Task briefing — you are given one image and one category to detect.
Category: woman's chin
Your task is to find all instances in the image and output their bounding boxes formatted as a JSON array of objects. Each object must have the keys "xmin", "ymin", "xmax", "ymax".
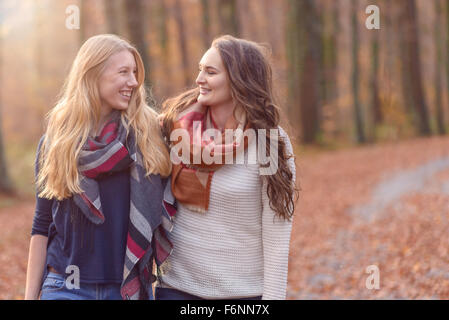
[
  {"xmin": 197, "ymin": 96, "xmax": 210, "ymax": 106},
  {"xmin": 112, "ymin": 103, "xmax": 129, "ymax": 111}
]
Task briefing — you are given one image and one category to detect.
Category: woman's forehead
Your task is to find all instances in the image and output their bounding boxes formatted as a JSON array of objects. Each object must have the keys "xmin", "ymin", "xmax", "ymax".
[
  {"xmin": 199, "ymin": 47, "xmax": 223, "ymax": 69},
  {"xmin": 106, "ymin": 50, "xmax": 136, "ymax": 69}
]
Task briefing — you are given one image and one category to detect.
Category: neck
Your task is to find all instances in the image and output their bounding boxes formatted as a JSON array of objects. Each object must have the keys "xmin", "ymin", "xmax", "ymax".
[
  {"xmin": 95, "ymin": 110, "xmax": 114, "ymax": 136},
  {"xmin": 210, "ymin": 101, "xmax": 235, "ymax": 131}
]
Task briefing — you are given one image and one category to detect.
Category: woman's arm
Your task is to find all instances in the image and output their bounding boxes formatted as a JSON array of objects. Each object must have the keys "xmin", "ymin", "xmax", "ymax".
[
  {"xmin": 25, "ymin": 234, "xmax": 48, "ymax": 300},
  {"xmin": 261, "ymin": 128, "xmax": 297, "ymax": 300},
  {"xmin": 25, "ymin": 136, "xmax": 52, "ymax": 299},
  {"xmin": 261, "ymin": 182, "xmax": 294, "ymax": 300}
]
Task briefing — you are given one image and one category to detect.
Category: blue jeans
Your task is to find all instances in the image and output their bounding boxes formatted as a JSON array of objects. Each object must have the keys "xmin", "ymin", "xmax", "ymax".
[
  {"xmin": 155, "ymin": 287, "xmax": 262, "ymax": 300},
  {"xmin": 40, "ymin": 272, "xmax": 128, "ymax": 300}
]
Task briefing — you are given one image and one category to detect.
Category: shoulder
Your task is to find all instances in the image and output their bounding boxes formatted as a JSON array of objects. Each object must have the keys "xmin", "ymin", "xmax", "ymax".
[
  {"xmin": 277, "ymin": 126, "xmax": 296, "ymax": 181},
  {"xmin": 277, "ymin": 126, "xmax": 294, "ymax": 156},
  {"xmin": 278, "ymin": 126, "xmax": 289, "ymax": 140},
  {"xmin": 34, "ymin": 135, "xmax": 46, "ymax": 175},
  {"xmin": 36, "ymin": 135, "xmax": 46, "ymax": 154}
]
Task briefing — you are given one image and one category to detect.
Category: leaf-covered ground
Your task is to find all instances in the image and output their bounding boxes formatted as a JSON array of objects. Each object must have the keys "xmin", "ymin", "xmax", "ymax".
[
  {"xmin": 288, "ymin": 136, "xmax": 449, "ymax": 299},
  {"xmin": 2, "ymin": 136, "xmax": 449, "ymax": 299},
  {"xmin": 0, "ymin": 199, "xmax": 34, "ymax": 299}
]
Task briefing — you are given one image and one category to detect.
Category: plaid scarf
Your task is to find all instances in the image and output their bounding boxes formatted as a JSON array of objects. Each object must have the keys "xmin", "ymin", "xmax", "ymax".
[
  {"xmin": 73, "ymin": 112, "xmax": 176, "ymax": 300},
  {"xmin": 170, "ymin": 102, "xmax": 250, "ymax": 213}
]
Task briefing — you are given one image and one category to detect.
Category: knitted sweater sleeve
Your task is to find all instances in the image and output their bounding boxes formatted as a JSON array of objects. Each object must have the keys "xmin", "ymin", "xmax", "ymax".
[
  {"xmin": 31, "ymin": 135, "xmax": 54, "ymax": 237},
  {"xmin": 261, "ymin": 127, "xmax": 296, "ymax": 300}
]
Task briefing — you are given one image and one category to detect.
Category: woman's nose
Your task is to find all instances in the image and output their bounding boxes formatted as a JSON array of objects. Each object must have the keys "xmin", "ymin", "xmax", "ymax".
[
  {"xmin": 128, "ymin": 73, "xmax": 138, "ymax": 87},
  {"xmin": 196, "ymin": 71, "xmax": 205, "ymax": 85}
]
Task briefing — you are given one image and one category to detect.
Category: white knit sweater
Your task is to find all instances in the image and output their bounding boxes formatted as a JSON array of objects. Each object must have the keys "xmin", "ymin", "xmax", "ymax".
[{"xmin": 158, "ymin": 127, "xmax": 296, "ymax": 300}]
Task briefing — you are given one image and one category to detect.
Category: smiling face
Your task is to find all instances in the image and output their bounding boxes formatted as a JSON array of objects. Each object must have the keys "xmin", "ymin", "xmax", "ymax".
[
  {"xmin": 98, "ymin": 50, "xmax": 138, "ymax": 118},
  {"xmin": 196, "ymin": 47, "xmax": 233, "ymax": 108}
]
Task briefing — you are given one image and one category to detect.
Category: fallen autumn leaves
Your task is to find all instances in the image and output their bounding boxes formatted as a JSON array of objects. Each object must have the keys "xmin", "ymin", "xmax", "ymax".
[{"xmin": 288, "ymin": 135, "xmax": 449, "ymax": 299}]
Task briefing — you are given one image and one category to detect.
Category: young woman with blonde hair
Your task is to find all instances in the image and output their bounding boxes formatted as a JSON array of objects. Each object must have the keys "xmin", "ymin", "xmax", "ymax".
[
  {"xmin": 157, "ymin": 35, "xmax": 298, "ymax": 300},
  {"xmin": 25, "ymin": 34, "xmax": 174, "ymax": 300}
]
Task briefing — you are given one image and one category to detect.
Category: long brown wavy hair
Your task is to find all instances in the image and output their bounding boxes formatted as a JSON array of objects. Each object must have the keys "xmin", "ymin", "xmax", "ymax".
[{"xmin": 161, "ymin": 35, "xmax": 298, "ymax": 220}]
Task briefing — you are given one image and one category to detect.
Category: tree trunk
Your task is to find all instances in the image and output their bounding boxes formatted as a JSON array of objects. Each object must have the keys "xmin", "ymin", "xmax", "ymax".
[
  {"xmin": 79, "ymin": 0, "xmax": 86, "ymax": 44},
  {"xmin": 104, "ymin": 0, "xmax": 119, "ymax": 35},
  {"xmin": 321, "ymin": 0, "xmax": 338, "ymax": 106},
  {"xmin": 287, "ymin": 0, "xmax": 321, "ymax": 144},
  {"xmin": 33, "ymin": 0, "xmax": 47, "ymax": 121},
  {"xmin": 329, "ymin": 0, "xmax": 339, "ymax": 105},
  {"xmin": 0, "ymin": 23, "xmax": 13, "ymax": 193},
  {"xmin": 370, "ymin": 25, "xmax": 382, "ymax": 131},
  {"xmin": 286, "ymin": 0, "xmax": 302, "ymax": 141},
  {"xmin": 351, "ymin": 0, "xmax": 365, "ymax": 143},
  {"xmin": 173, "ymin": 0, "xmax": 191, "ymax": 87},
  {"xmin": 0, "ymin": 120, "xmax": 12, "ymax": 193},
  {"xmin": 217, "ymin": 0, "xmax": 240, "ymax": 36},
  {"xmin": 435, "ymin": 0, "xmax": 446, "ymax": 134},
  {"xmin": 156, "ymin": 0, "xmax": 169, "ymax": 60},
  {"xmin": 200, "ymin": 0, "xmax": 211, "ymax": 50},
  {"xmin": 319, "ymin": 0, "xmax": 339, "ymax": 141},
  {"xmin": 400, "ymin": 0, "xmax": 431, "ymax": 135},
  {"xmin": 123, "ymin": 0, "xmax": 152, "ymax": 88}
]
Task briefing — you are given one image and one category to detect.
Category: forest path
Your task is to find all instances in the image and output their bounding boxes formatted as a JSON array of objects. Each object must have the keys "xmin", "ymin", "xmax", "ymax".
[{"xmin": 288, "ymin": 135, "xmax": 449, "ymax": 299}]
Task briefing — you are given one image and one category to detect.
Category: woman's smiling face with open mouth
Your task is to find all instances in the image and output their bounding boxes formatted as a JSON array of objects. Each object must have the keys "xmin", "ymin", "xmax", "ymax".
[{"xmin": 98, "ymin": 50, "xmax": 138, "ymax": 117}]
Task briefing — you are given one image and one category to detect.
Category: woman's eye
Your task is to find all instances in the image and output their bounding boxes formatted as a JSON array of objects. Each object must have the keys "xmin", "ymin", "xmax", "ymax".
[{"xmin": 198, "ymin": 68, "xmax": 215, "ymax": 75}]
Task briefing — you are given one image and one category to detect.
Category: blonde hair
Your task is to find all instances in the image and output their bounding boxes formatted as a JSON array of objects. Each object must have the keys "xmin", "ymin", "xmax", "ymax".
[{"xmin": 37, "ymin": 34, "xmax": 171, "ymax": 200}]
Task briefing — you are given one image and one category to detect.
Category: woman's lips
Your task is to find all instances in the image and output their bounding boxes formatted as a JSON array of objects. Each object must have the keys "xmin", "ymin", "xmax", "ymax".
[
  {"xmin": 120, "ymin": 90, "xmax": 132, "ymax": 100},
  {"xmin": 199, "ymin": 86, "xmax": 211, "ymax": 94}
]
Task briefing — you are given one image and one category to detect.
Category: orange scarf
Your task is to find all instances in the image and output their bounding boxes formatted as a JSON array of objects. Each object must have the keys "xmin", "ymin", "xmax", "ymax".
[{"xmin": 170, "ymin": 102, "xmax": 250, "ymax": 213}]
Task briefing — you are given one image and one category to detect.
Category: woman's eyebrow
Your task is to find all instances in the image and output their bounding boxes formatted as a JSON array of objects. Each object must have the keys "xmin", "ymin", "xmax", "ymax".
[
  {"xmin": 199, "ymin": 63, "xmax": 219, "ymax": 71},
  {"xmin": 118, "ymin": 65, "xmax": 136, "ymax": 70}
]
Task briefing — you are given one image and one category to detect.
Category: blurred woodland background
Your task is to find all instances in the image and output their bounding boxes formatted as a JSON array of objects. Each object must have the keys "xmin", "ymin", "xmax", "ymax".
[
  {"xmin": 1, "ymin": 0, "xmax": 449, "ymax": 196},
  {"xmin": 3, "ymin": 0, "xmax": 449, "ymax": 300}
]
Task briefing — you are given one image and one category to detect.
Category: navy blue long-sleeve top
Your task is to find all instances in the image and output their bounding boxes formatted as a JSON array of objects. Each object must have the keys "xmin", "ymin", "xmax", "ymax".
[{"xmin": 31, "ymin": 145, "xmax": 130, "ymax": 284}]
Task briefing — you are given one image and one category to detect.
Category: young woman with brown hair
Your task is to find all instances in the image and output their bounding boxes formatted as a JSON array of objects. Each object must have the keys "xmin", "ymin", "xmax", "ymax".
[{"xmin": 157, "ymin": 35, "xmax": 298, "ymax": 300}]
